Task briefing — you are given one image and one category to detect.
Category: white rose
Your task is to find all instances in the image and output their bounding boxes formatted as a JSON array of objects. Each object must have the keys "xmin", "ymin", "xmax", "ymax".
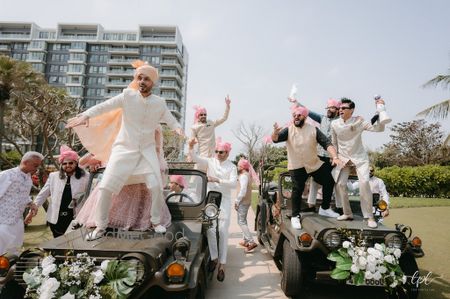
[
  {"xmin": 367, "ymin": 248, "xmax": 377, "ymax": 256},
  {"xmin": 390, "ymin": 281, "xmax": 398, "ymax": 288},
  {"xmin": 357, "ymin": 249, "xmax": 365, "ymax": 256},
  {"xmin": 365, "ymin": 271, "xmax": 374, "ymax": 280},
  {"xmin": 42, "ymin": 264, "xmax": 57, "ymax": 276},
  {"xmin": 374, "ymin": 243, "xmax": 384, "ymax": 251},
  {"xmin": 351, "ymin": 264, "xmax": 360, "ymax": 274},
  {"xmin": 378, "ymin": 265, "xmax": 387, "ymax": 274},
  {"xmin": 402, "ymin": 275, "xmax": 407, "ymax": 284},
  {"xmin": 343, "ymin": 241, "xmax": 351, "ymax": 249},
  {"xmin": 41, "ymin": 256, "xmax": 55, "ymax": 268},
  {"xmin": 393, "ymin": 249, "xmax": 401, "ymax": 259},
  {"xmin": 373, "ymin": 271, "xmax": 382, "ymax": 280},
  {"xmin": 61, "ymin": 292, "xmax": 75, "ymax": 299},
  {"xmin": 358, "ymin": 256, "xmax": 367, "ymax": 267},
  {"xmin": 367, "ymin": 255, "xmax": 376, "ymax": 264},
  {"xmin": 100, "ymin": 260, "xmax": 110, "ymax": 272},
  {"xmin": 384, "ymin": 255, "xmax": 394, "ymax": 264},
  {"xmin": 348, "ymin": 248, "xmax": 354, "ymax": 257},
  {"xmin": 390, "ymin": 271, "xmax": 395, "ymax": 277},
  {"xmin": 92, "ymin": 269, "xmax": 104, "ymax": 284},
  {"xmin": 367, "ymin": 263, "xmax": 376, "ymax": 273}
]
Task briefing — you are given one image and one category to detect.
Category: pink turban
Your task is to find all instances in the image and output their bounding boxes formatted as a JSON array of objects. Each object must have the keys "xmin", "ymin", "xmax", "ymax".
[
  {"xmin": 292, "ymin": 106, "xmax": 309, "ymax": 117},
  {"xmin": 58, "ymin": 145, "xmax": 79, "ymax": 163},
  {"xmin": 128, "ymin": 60, "xmax": 159, "ymax": 90},
  {"xmin": 326, "ymin": 98, "xmax": 341, "ymax": 108},
  {"xmin": 215, "ymin": 138, "xmax": 232, "ymax": 152},
  {"xmin": 193, "ymin": 105, "xmax": 207, "ymax": 123},
  {"xmin": 170, "ymin": 175, "xmax": 186, "ymax": 188},
  {"xmin": 237, "ymin": 158, "xmax": 260, "ymax": 185}
]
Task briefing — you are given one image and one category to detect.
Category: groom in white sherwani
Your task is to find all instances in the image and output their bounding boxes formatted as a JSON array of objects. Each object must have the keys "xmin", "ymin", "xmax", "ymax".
[{"xmin": 67, "ymin": 61, "xmax": 184, "ymax": 239}]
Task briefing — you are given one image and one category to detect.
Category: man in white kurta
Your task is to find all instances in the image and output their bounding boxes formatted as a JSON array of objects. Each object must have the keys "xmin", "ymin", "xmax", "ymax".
[
  {"xmin": 188, "ymin": 138, "xmax": 237, "ymax": 282},
  {"xmin": 331, "ymin": 98, "xmax": 386, "ymax": 228},
  {"xmin": 0, "ymin": 152, "xmax": 43, "ymax": 255},
  {"xmin": 190, "ymin": 97, "xmax": 230, "ymax": 160},
  {"xmin": 67, "ymin": 61, "xmax": 183, "ymax": 238}
]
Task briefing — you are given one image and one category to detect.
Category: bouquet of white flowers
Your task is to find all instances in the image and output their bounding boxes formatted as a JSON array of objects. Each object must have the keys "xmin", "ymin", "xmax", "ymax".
[
  {"xmin": 327, "ymin": 238, "xmax": 407, "ymax": 293},
  {"xmin": 23, "ymin": 252, "xmax": 137, "ymax": 299}
]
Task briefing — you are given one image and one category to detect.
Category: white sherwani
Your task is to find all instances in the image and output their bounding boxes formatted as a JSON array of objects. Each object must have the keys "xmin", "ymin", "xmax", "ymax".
[
  {"xmin": 190, "ymin": 150, "xmax": 237, "ymax": 264},
  {"xmin": 34, "ymin": 172, "xmax": 88, "ymax": 224},
  {"xmin": 331, "ymin": 117, "xmax": 384, "ymax": 218},
  {"xmin": 81, "ymin": 88, "xmax": 181, "ymax": 225}
]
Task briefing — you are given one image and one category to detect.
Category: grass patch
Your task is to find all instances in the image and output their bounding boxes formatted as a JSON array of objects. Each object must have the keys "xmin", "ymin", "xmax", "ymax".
[
  {"xmin": 251, "ymin": 190, "xmax": 450, "ymax": 210},
  {"xmin": 389, "ymin": 197, "xmax": 450, "ymax": 208}
]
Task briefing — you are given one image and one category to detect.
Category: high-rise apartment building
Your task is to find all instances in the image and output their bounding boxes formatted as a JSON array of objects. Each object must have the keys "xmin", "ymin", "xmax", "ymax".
[{"xmin": 0, "ymin": 22, "xmax": 189, "ymax": 128}]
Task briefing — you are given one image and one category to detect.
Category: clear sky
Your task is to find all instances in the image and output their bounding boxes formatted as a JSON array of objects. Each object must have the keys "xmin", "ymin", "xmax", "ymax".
[{"xmin": 1, "ymin": 0, "xmax": 449, "ymax": 157}]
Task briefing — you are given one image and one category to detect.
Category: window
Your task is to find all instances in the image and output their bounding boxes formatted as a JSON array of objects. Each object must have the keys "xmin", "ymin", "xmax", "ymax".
[
  {"xmin": 51, "ymin": 53, "xmax": 69, "ymax": 62},
  {"xmin": 67, "ymin": 86, "xmax": 83, "ymax": 96},
  {"xmin": 49, "ymin": 64, "xmax": 68, "ymax": 73},
  {"xmin": 89, "ymin": 54, "xmax": 107, "ymax": 63},
  {"xmin": 71, "ymin": 42, "xmax": 86, "ymax": 50},
  {"xmin": 48, "ymin": 76, "xmax": 66, "ymax": 84},
  {"xmin": 30, "ymin": 41, "xmax": 46, "ymax": 49},
  {"xmin": 31, "ymin": 64, "xmax": 45, "ymax": 73},
  {"xmin": 88, "ymin": 77, "xmax": 106, "ymax": 85},
  {"xmin": 86, "ymin": 88, "xmax": 105, "ymax": 97},
  {"xmin": 12, "ymin": 53, "xmax": 28, "ymax": 60},
  {"xmin": 39, "ymin": 32, "xmax": 49, "ymax": 39},
  {"xmin": 90, "ymin": 44, "xmax": 108, "ymax": 52},
  {"xmin": 89, "ymin": 66, "xmax": 107, "ymax": 74},
  {"xmin": 28, "ymin": 52, "xmax": 45, "ymax": 60},
  {"xmin": 141, "ymin": 45, "xmax": 160, "ymax": 53},
  {"xmin": 12, "ymin": 43, "xmax": 28, "ymax": 50},
  {"xmin": 127, "ymin": 34, "xmax": 137, "ymax": 41},
  {"xmin": 68, "ymin": 64, "xmax": 84, "ymax": 73},
  {"xmin": 69, "ymin": 53, "xmax": 86, "ymax": 61},
  {"xmin": 161, "ymin": 91, "xmax": 176, "ymax": 98}
]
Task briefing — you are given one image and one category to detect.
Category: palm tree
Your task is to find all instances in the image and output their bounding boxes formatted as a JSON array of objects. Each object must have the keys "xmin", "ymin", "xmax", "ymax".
[{"xmin": 418, "ymin": 73, "xmax": 450, "ymax": 145}]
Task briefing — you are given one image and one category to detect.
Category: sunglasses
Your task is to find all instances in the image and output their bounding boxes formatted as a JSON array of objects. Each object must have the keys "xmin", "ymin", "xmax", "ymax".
[
  {"xmin": 339, "ymin": 107, "xmax": 352, "ymax": 110},
  {"xmin": 199, "ymin": 113, "xmax": 207, "ymax": 116},
  {"xmin": 215, "ymin": 150, "xmax": 226, "ymax": 154},
  {"xmin": 62, "ymin": 161, "xmax": 75, "ymax": 166}
]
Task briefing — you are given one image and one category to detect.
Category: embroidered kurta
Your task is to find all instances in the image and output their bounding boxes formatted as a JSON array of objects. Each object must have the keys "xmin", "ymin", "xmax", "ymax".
[{"xmin": 190, "ymin": 105, "xmax": 230, "ymax": 158}]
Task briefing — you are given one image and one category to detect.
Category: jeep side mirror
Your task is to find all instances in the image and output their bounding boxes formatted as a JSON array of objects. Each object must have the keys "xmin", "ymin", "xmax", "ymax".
[{"xmin": 206, "ymin": 191, "xmax": 222, "ymax": 207}]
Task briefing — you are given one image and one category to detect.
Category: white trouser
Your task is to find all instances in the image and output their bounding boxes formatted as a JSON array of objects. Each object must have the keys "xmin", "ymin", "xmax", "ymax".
[
  {"xmin": 207, "ymin": 212, "xmax": 231, "ymax": 264},
  {"xmin": 307, "ymin": 179, "xmax": 342, "ymax": 208},
  {"xmin": 0, "ymin": 221, "xmax": 24, "ymax": 255},
  {"xmin": 335, "ymin": 164, "xmax": 373, "ymax": 218}
]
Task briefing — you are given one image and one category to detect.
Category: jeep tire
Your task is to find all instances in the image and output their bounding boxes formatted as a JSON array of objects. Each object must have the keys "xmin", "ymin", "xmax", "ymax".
[{"xmin": 281, "ymin": 239, "xmax": 303, "ymax": 297}]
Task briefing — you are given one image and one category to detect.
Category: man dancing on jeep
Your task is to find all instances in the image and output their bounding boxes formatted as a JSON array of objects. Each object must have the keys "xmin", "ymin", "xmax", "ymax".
[{"xmin": 271, "ymin": 106, "xmax": 342, "ymax": 230}]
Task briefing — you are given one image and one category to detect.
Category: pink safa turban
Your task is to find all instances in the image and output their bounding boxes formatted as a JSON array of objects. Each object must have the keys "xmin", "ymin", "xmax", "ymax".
[
  {"xmin": 238, "ymin": 158, "xmax": 261, "ymax": 185},
  {"xmin": 326, "ymin": 98, "xmax": 341, "ymax": 108},
  {"xmin": 193, "ymin": 105, "xmax": 207, "ymax": 123},
  {"xmin": 170, "ymin": 175, "xmax": 186, "ymax": 188},
  {"xmin": 128, "ymin": 60, "xmax": 159, "ymax": 90},
  {"xmin": 292, "ymin": 106, "xmax": 309, "ymax": 117},
  {"xmin": 215, "ymin": 137, "xmax": 232, "ymax": 152},
  {"xmin": 58, "ymin": 145, "xmax": 79, "ymax": 163}
]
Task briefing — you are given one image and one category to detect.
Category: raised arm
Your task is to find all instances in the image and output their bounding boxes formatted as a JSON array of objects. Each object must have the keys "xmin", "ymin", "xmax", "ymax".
[
  {"xmin": 213, "ymin": 95, "xmax": 231, "ymax": 127},
  {"xmin": 34, "ymin": 176, "xmax": 52, "ymax": 207}
]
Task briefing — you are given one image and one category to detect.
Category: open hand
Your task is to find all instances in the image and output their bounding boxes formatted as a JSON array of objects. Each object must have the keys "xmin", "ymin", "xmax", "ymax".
[
  {"xmin": 225, "ymin": 95, "xmax": 231, "ymax": 106},
  {"xmin": 66, "ymin": 115, "xmax": 89, "ymax": 128}
]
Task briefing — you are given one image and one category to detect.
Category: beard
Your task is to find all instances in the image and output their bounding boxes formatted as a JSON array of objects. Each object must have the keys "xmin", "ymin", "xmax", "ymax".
[
  {"xmin": 327, "ymin": 110, "xmax": 338, "ymax": 118},
  {"xmin": 294, "ymin": 119, "xmax": 305, "ymax": 127}
]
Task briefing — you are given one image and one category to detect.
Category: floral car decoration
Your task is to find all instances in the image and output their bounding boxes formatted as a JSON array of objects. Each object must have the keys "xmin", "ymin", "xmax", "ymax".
[
  {"xmin": 22, "ymin": 252, "xmax": 137, "ymax": 299},
  {"xmin": 327, "ymin": 229, "xmax": 406, "ymax": 294}
]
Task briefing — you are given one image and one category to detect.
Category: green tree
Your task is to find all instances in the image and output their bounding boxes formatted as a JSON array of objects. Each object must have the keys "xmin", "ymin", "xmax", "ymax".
[{"xmin": 377, "ymin": 120, "xmax": 448, "ymax": 167}]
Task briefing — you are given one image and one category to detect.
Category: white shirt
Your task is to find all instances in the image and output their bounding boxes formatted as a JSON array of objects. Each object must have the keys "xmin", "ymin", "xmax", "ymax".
[
  {"xmin": 0, "ymin": 167, "xmax": 33, "ymax": 225},
  {"xmin": 190, "ymin": 150, "xmax": 237, "ymax": 219},
  {"xmin": 347, "ymin": 176, "xmax": 390, "ymax": 205},
  {"xmin": 236, "ymin": 173, "xmax": 249, "ymax": 203}
]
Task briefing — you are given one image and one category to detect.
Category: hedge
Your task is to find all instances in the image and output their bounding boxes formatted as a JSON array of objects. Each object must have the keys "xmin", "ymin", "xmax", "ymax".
[{"xmin": 377, "ymin": 165, "xmax": 450, "ymax": 198}]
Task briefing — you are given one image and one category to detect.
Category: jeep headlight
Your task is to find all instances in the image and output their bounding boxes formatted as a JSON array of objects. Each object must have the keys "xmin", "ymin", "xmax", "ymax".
[
  {"xmin": 323, "ymin": 230, "xmax": 342, "ymax": 249},
  {"xmin": 203, "ymin": 203, "xmax": 219, "ymax": 220},
  {"xmin": 0, "ymin": 255, "xmax": 10, "ymax": 276},
  {"xmin": 385, "ymin": 233, "xmax": 403, "ymax": 249},
  {"xmin": 165, "ymin": 261, "xmax": 186, "ymax": 283}
]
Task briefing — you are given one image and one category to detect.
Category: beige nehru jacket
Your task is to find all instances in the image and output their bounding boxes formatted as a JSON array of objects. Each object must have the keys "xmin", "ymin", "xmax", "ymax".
[
  {"xmin": 236, "ymin": 172, "xmax": 252, "ymax": 205},
  {"xmin": 285, "ymin": 124, "xmax": 324, "ymax": 173},
  {"xmin": 190, "ymin": 105, "xmax": 230, "ymax": 157}
]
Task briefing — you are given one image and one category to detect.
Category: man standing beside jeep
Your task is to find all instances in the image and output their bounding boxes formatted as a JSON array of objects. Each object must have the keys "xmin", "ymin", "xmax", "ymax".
[{"xmin": 271, "ymin": 106, "xmax": 341, "ymax": 230}]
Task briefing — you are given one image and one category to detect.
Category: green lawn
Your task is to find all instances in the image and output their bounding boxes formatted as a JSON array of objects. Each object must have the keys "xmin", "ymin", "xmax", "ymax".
[{"xmin": 251, "ymin": 191, "xmax": 450, "ymax": 211}]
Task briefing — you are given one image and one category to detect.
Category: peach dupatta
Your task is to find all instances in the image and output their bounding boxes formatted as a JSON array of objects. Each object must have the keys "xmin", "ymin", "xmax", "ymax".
[{"xmin": 74, "ymin": 109, "xmax": 122, "ymax": 164}]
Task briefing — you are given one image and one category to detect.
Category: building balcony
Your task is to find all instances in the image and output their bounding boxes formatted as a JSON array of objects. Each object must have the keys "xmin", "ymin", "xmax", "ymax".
[
  {"xmin": 67, "ymin": 60, "xmax": 87, "ymax": 64},
  {"xmin": 107, "ymin": 59, "xmax": 136, "ymax": 65},
  {"xmin": 105, "ymin": 81, "xmax": 129, "ymax": 88},
  {"xmin": 169, "ymin": 109, "xmax": 182, "ymax": 119},
  {"xmin": 68, "ymin": 48, "xmax": 87, "ymax": 53},
  {"xmin": 0, "ymin": 33, "xmax": 30, "ymax": 39},
  {"xmin": 25, "ymin": 58, "xmax": 45, "ymax": 63},
  {"xmin": 0, "ymin": 45, "xmax": 11, "ymax": 52},
  {"xmin": 108, "ymin": 47, "xmax": 139, "ymax": 54},
  {"xmin": 66, "ymin": 70, "xmax": 84, "ymax": 75},
  {"xmin": 59, "ymin": 35, "xmax": 97, "ymax": 40},
  {"xmin": 161, "ymin": 60, "xmax": 183, "ymax": 73},
  {"xmin": 65, "ymin": 82, "xmax": 84, "ymax": 87},
  {"xmin": 160, "ymin": 73, "xmax": 183, "ymax": 85},
  {"xmin": 106, "ymin": 70, "xmax": 134, "ymax": 77},
  {"xmin": 140, "ymin": 36, "xmax": 176, "ymax": 42}
]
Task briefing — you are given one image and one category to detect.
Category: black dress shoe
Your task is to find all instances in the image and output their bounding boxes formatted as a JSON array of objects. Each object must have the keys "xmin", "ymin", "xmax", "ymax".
[
  {"xmin": 208, "ymin": 260, "xmax": 218, "ymax": 272},
  {"xmin": 301, "ymin": 206, "xmax": 316, "ymax": 213},
  {"xmin": 335, "ymin": 208, "xmax": 343, "ymax": 215},
  {"xmin": 217, "ymin": 269, "xmax": 225, "ymax": 282}
]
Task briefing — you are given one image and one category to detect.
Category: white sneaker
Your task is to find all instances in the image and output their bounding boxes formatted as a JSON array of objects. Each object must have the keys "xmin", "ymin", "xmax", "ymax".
[
  {"xmin": 85, "ymin": 228, "xmax": 106, "ymax": 241},
  {"xmin": 154, "ymin": 225, "xmax": 166, "ymax": 234},
  {"xmin": 337, "ymin": 214, "xmax": 354, "ymax": 221},
  {"xmin": 367, "ymin": 219, "xmax": 378, "ymax": 228},
  {"xmin": 318, "ymin": 207, "xmax": 340, "ymax": 218},
  {"xmin": 290, "ymin": 216, "xmax": 302, "ymax": 230}
]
